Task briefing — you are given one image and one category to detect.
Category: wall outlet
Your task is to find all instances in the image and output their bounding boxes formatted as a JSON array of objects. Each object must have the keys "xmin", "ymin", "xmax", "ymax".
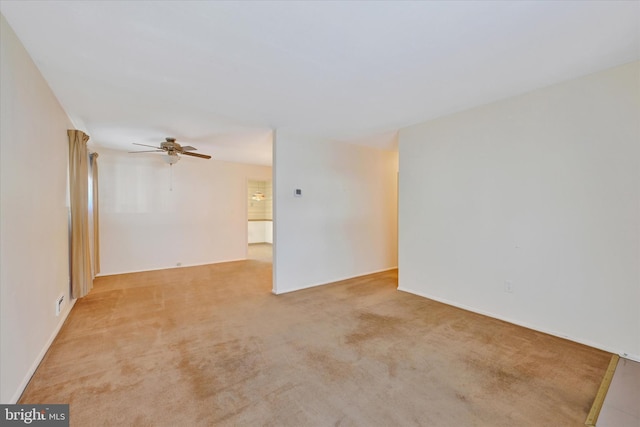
[
  {"xmin": 504, "ymin": 281, "xmax": 514, "ymax": 293},
  {"xmin": 55, "ymin": 295, "xmax": 65, "ymax": 316}
]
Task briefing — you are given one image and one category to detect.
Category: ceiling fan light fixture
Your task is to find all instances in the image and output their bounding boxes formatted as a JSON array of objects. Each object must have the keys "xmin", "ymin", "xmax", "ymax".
[{"xmin": 163, "ymin": 154, "xmax": 180, "ymax": 164}]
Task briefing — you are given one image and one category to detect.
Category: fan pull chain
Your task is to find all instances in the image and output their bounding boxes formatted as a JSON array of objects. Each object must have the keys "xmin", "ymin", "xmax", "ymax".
[{"xmin": 169, "ymin": 163, "xmax": 173, "ymax": 191}]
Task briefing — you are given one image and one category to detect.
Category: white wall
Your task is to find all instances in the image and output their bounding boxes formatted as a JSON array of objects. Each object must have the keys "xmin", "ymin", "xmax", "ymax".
[
  {"xmin": 273, "ymin": 131, "xmax": 398, "ymax": 294},
  {"xmin": 0, "ymin": 15, "xmax": 75, "ymax": 403},
  {"xmin": 248, "ymin": 221, "xmax": 265, "ymax": 244},
  {"xmin": 265, "ymin": 220, "xmax": 273, "ymax": 244},
  {"xmin": 399, "ymin": 61, "xmax": 640, "ymax": 359},
  {"xmin": 98, "ymin": 148, "xmax": 271, "ymax": 275},
  {"xmin": 248, "ymin": 221, "xmax": 273, "ymax": 244}
]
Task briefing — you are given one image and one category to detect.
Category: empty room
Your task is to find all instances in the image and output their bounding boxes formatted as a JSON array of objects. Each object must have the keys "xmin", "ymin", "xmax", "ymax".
[{"xmin": 1, "ymin": 1, "xmax": 638, "ymax": 426}]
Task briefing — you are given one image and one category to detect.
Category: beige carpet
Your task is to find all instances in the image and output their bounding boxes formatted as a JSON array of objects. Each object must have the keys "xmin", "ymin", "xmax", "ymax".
[
  {"xmin": 248, "ymin": 243, "xmax": 273, "ymax": 263},
  {"xmin": 20, "ymin": 259, "xmax": 609, "ymax": 426}
]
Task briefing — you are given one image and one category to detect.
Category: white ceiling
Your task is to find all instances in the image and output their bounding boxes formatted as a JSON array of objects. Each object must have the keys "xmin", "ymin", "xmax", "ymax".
[{"xmin": 1, "ymin": 1, "xmax": 638, "ymax": 165}]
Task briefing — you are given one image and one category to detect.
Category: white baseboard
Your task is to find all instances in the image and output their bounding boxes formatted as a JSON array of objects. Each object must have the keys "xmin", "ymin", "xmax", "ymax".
[
  {"xmin": 397, "ymin": 286, "xmax": 640, "ymax": 362},
  {"xmin": 9, "ymin": 298, "xmax": 77, "ymax": 404},
  {"xmin": 96, "ymin": 258, "xmax": 247, "ymax": 277},
  {"xmin": 273, "ymin": 267, "xmax": 398, "ymax": 295}
]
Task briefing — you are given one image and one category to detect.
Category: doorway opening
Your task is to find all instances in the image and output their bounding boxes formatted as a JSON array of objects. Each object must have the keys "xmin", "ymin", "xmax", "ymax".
[{"xmin": 247, "ymin": 179, "xmax": 272, "ymax": 262}]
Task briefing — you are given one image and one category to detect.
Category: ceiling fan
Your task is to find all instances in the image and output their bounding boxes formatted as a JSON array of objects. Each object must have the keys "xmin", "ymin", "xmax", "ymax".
[{"xmin": 129, "ymin": 137, "xmax": 212, "ymax": 163}]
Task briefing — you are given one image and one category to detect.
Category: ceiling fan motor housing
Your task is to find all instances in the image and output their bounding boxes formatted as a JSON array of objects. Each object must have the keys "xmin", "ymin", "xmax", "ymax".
[{"xmin": 161, "ymin": 138, "xmax": 181, "ymax": 152}]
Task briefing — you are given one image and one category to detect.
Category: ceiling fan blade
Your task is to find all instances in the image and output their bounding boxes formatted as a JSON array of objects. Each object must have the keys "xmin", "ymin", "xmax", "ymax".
[
  {"xmin": 133, "ymin": 142, "xmax": 163, "ymax": 149},
  {"xmin": 181, "ymin": 145, "xmax": 197, "ymax": 151},
  {"xmin": 182, "ymin": 151, "xmax": 212, "ymax": 159},
  {"xmin": 128, "ymin": 150, "xmax": 164, "ymax": 153}
]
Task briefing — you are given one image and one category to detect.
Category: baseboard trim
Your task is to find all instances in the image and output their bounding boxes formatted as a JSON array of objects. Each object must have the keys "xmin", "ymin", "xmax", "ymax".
[
  {"xmin": 96, "ymin": 258, "xmax": 247, "ymax": 277},
  {"xmin": 397, "ymin": 286, "xmax": 639, "ymax": 361},
  {"xmin": 273, "ymin": 267, "xmax": 398, "ymax": 295},
  {"xmin": 9, "ymin": 298, "xmax": 77, "ymax": 404},
  {"xmin": 585, "ymin": 354, "xmax": 619, "ymax": 426}
]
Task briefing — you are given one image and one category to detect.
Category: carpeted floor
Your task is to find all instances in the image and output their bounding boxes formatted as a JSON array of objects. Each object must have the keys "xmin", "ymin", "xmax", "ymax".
[
  {"xmin": 248, "ymin": 243, "xmax": 273, "ymax": 263},
  {"xmin": 20, "ymin": 258, "xmax": 610, "ymax": 426}
]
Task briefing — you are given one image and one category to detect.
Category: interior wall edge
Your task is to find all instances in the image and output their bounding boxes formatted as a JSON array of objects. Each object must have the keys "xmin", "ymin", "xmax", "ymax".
[
  {"xmin": 9, "ymin": 298, "xmax": 76, "ymax": 404},
  {"xmin": 397, "ymin": 286, "xmax": 639, "ymax": 361}
]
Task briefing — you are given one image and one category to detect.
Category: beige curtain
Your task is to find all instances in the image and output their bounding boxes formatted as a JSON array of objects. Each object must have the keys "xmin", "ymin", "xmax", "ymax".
[
  {"xmin": 90, "ymin": 152, "xmax": 101, "ymax": 276},
  {"xmin": 68, "ymin": 129, "xmax": 93, "ymax": 298}
]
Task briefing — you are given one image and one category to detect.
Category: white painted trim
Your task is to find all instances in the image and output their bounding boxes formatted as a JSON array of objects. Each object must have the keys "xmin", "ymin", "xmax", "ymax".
[
  {"xmin": 9, "ymin": 298, "xmax": 77, "ymax": 404},
  {"xmin": 397, "ymin": 286, "xmax": 640, "ymax": 362},
  {"xmin": 273, "ymin": 267, "xmax": 398, "ymax": 295},
  {"xmin": 95, "ymin": 258, "xmax": 247, "ymax": 277}
]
